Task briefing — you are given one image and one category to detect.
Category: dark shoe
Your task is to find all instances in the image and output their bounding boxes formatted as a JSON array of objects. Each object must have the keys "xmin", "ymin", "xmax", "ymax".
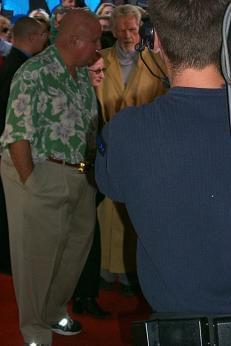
[
  {"xmin": 73, "ymin": 298, "xmax": 111, "ymax": 318},
  {"xmin": 100, "ymin": 277, "xmax": 114, "ymax": 291},
  {"xmin": 0, "ymin": 265, "xmax": 12, "ymax": 275},
  {"xmin": 120, "ymin": 283, "xmax": 140, "ymax": 297},
  {"xmin": 52, "ymin": 316, "xmax": 82, "ymax": 335}
]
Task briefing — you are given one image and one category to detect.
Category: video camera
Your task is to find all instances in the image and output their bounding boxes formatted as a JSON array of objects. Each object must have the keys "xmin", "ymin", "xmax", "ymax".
[{"xmin": 132, "ymin": 314, "xmax": 231, "ymax": 346}]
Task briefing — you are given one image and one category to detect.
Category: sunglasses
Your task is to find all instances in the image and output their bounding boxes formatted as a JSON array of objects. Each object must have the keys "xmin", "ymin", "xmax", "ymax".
[
  {"xmin": 88, "ymin": 68, "xmax": 106, "ymax": 75},
  {"xmin": 1, "ymin": 27, "xmax": 10, "ymax": 33}
]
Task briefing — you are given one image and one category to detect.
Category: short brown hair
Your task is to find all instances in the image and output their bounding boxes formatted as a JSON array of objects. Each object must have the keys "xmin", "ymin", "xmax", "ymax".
[
  {"xmin": 12, "ymin": 16, "xmax": 42, "ymax": 39},
  {"xmin": 149, "ymin": 0, "xmax": 230, "ymax": 70}
]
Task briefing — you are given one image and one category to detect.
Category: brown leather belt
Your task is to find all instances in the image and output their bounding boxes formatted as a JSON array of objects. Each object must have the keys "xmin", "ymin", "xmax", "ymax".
[{"xmin": 47, "ymin": 156, "xmax": 93, "ymax": 173}]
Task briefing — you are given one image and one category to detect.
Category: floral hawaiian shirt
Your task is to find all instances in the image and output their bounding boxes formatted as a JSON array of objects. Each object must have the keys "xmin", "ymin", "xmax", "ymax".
[{"xmin": 0, "ymin": 44, "xmax": 98, "ymax": 163}]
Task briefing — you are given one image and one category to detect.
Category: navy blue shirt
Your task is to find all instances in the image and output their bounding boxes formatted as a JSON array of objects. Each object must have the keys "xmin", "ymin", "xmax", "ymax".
[{"xmin": 95, "ymin": 87, "xmax": 231, "ymax": 314}]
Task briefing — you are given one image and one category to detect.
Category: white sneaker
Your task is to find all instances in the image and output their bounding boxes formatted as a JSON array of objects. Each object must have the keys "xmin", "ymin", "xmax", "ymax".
[{"xmin": 51, "ymin": 316, "xmax": 82, "ymax": 336}]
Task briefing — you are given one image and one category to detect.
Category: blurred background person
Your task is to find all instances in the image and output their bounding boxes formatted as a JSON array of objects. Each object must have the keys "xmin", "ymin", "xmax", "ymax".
[
  {"xmin": 28, "ymin": 8, "xmax": 50, "ymax": 21},
  {"xmin": 96, "ymin": 4, "xmax": 167, "ymax": 296},
  {"xmin": 28, "ymin": 8, "xmax": 51, "ymax": 46},
  {"xmin": 62, "ymin": 0, "xmax": 79, "ymax": 6},
  {"xmin": 97, "ymin": 4, "xmax": 117, "ymax": 63},
  {"xmin": 72, "ymin": 52, "xmax": 111, "ymax": 318},
  {"xmin": 99, "ymin": 14, "xmax": 111, "ymax": 31},
  {"xmin": 98, "ymin": 14, "xmax": 117, "ymax": 48},
  {"xmin": 53, "ymin": 6, "xmax": 71, "ymax": 27},
  {"xmin": 0, "ymin": 15, "xmax": 12, "ymax": 65},
  {"xmin": 96, "ymin": 2, "xmax": 116, "ymax": 16},
  {"xmin": 50, "ymin": 0, "xmax": 86, "ymax": 44},
  {"xmin": 0, "ymin": 15, "xmax": 12, "ymax": 42},
  {"xmin": 49, "ymin": 6, "xmax": 71, "ymax": 43},
  {"xmin": 59, "ymin": 0, "xmax": 86, "ymax": 9}
]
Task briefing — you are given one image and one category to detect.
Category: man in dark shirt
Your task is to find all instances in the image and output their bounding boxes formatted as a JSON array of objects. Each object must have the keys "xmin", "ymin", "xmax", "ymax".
[
  {"xmin": 95, "ymin": 0, "xmax": 231, "ymax": 314},
  {"xmin": 0, "ymin": 16, "xmax": 48, "ymax": 135}
]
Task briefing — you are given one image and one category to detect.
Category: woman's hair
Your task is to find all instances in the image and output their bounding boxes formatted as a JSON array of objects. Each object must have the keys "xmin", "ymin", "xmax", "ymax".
[
  {"xmin": 89, "ymin": 50, "xmax": 103, "ymax": 66},
  {"xmin": 96, "ymin": 3, "xmax": 116, "ymax": 16}
]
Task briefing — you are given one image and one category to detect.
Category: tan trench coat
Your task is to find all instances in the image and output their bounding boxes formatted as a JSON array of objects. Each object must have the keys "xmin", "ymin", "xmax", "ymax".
[{"xmin": 96, "ymin": 46, "xmax": 167, "ymax": 273}]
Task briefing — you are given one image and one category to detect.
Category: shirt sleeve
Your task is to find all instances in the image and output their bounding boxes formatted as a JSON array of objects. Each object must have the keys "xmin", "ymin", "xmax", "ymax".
[
  {"xmin": 95, "ymin": 120, "xmax": 125, "ymax": 203},
  {"xmin": 0, "ymin": 67, "xmax": 36, "ymax": 148}
]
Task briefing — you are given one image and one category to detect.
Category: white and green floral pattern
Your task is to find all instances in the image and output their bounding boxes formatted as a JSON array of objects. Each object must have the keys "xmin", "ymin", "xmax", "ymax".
[{"xmin": 0, "ymin": 45, "xmax": 98, "ymax": 163}]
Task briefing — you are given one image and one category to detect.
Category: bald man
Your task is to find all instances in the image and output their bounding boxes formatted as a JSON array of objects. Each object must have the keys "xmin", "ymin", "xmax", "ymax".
[{"xmin": 0, "ymin": 9, "xmax": 101, "ymax": 346}]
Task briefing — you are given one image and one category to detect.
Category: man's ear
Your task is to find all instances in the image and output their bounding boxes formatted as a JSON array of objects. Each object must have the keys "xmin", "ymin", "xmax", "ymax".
[
  {"xmin": 154, "ymin": 31, "xmax": 161, "ymax": 53},
  {"xmin": 154, "ymin": 31, "xmax": 169, "ymax": 73}
]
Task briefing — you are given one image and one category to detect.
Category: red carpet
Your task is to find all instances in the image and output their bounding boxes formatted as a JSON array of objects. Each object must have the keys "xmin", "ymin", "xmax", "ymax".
[{"xmin": 0, "ymin": 274, "xmax": 150, "ymax": 346}]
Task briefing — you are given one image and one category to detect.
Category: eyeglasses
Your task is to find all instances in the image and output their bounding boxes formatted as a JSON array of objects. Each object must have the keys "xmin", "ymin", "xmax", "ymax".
[
  {"xmin": 1, "ymin": 27, "xmax": 10, "ymax": 34},
  {"xmin": 88, "ymin": 68, "xmax": 106, "ymax": 75}
]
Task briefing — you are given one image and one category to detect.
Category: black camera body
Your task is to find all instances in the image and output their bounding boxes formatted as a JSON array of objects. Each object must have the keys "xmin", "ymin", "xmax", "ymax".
[{"xmin": 132, "ymin": 315, "xmax": 231, "ymax": 346}]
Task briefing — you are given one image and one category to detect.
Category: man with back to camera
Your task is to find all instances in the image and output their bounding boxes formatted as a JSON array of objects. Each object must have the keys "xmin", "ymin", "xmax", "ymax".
[
  {"xmin": 95, "ymin": 0, "xmax": 231, "ymax": 315},
  {"xmin": 0, "ymin": 8, "xmax": 101, "ymax": 346}
]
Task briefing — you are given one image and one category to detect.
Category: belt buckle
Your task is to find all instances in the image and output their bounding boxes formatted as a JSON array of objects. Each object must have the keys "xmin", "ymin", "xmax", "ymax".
[{"xmin": 77, "ymin": 162, "xmax": 86, "ymax": 173}]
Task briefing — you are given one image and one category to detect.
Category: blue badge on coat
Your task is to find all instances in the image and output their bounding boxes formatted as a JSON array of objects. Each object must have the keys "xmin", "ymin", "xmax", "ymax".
[{"xmin": 97, "ymin": 134, "xmax": 106, "ymax": 156}]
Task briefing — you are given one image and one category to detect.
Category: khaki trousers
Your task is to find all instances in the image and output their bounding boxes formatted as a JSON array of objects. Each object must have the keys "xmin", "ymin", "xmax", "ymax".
[{"xmin": 1, "ymin": 153, "xmax": 96, "ymax": 344}]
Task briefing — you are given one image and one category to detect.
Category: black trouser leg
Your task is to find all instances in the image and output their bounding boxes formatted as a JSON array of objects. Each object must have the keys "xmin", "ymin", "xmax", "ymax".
[
  {"xmin": 0, "ymin": 177, "xmax": 11, "ymax": 274},
  {"xmin": 73, "ymin": 219, "xmax": 101, "ymax": 298}
]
